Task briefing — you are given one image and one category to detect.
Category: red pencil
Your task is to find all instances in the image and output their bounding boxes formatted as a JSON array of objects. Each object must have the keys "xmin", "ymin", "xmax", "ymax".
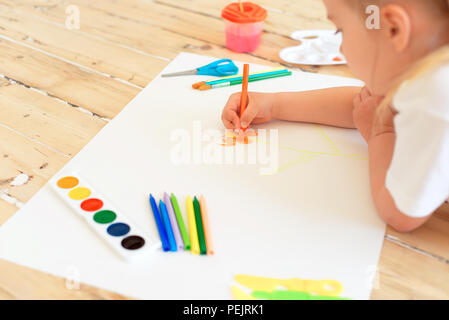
[{"xmin": 240, "ymin": 64, "xmax": 250, "ymax": 130}]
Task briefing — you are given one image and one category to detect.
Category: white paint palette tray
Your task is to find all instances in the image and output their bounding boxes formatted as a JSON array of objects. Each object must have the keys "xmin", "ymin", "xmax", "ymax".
[{"xmin": 280, "ymin": 30, "xmax": 347, "ymax": 66}]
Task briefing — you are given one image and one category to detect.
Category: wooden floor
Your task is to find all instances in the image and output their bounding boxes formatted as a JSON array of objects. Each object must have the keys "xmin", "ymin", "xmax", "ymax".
[{"xmin": 0, "ymin": 0, "xmax": 448, "ymax": 300}]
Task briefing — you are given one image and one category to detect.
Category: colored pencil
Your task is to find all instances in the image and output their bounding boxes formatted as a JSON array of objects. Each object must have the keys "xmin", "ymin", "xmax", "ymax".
[
  {"xmin": 170, "ymin": 193, "xmax": 191, "ymax": 250},
  {"xmin": 164, "ymin": 192, "xmax": 183, "ymax": 250},
  {"xmin": 199, "ymin": 195, "xmax": 214, "ymax": 255},
  {"xmin": 186, "ymin": 196, "xmax": 200, "ymax": 255},
  {"xmin": 192, "ymin": 68, "xmax": 286, "ymax": 88},
  {"xmin": 240, "ymin": 64, "xmax": 250, "ymax": 125},
  {"xmin": 199, "ymin": 71, "xmax": 292, "ymax": 91},
  {"xmin": 193, "ymin": 197, "xmax": 207, "ymax": 255},
  {"xmin": 149, "ymin": 194, "xmax": 170, "ymax": 252},
  {"xmin": 159, "ymin": 200, "xmax": 177, "ymax": 252}
]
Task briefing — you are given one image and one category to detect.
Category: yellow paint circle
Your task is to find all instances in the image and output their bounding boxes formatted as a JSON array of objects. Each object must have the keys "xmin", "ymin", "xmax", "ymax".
[
  {"xmin": 68, "ymin": 187, "xmax": 91, "ymax": 200},
  {"xmin": 57, "ymin": 176, "xmax": 79, "ymax": 189}
]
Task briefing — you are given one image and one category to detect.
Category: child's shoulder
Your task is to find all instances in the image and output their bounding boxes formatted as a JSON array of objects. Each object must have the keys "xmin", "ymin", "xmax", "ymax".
[{"xmin": 394, "ymin": 61, "xmax": 449, "ymax": 121}]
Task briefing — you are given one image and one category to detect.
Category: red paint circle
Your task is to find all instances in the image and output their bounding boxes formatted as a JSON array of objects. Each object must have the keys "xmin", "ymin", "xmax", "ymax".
[{"xmin": 80, "ymin": 198, "xmax": 104, "ymax": 212}]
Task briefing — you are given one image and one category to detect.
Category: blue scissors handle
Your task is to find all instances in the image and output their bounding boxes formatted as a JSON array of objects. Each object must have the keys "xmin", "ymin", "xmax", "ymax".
[{"xmin": 197, "ymin": 59, "xmax": 239, "ymax": 77}]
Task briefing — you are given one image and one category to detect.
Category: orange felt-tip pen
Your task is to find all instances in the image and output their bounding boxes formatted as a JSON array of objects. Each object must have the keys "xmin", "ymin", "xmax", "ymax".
[{"xmin": 240, "ymin": 64, "xmax": 250, "ymax": 129}]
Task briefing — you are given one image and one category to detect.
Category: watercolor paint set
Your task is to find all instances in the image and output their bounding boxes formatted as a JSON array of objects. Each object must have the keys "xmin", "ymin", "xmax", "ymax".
[
  {"xmin": 51, "ymin": 173, "xmax": 160, "ymax": 261},
  {"xmin": 150, "ymin": 193, "xmax": 213, "ymax": 255}
]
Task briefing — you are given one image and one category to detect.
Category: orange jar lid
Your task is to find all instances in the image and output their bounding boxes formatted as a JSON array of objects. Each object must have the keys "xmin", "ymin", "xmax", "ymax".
[{"xmin": 222, "ymin": 2, "xmax": 267, "ymax": 24}]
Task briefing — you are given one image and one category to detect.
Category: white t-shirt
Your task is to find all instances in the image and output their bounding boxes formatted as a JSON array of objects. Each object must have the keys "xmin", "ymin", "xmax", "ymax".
[{"xmin": 386, "ymin": 62, "xmax": 449, "ymax": 218}]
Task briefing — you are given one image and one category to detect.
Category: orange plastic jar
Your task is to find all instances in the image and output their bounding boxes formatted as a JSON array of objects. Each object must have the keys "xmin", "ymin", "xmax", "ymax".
[{"xmin": 221, "ymin": 2, "xmax": 268, "ymax": 53}]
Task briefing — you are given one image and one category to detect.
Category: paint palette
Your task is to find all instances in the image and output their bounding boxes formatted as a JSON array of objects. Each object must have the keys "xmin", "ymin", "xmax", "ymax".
[
  {"xmin": 279, "ymin": 30, "xmax": 346, "ymax": 66},
  {"xmin": 51, "ymin": 173, "xmax": 160, "ymax": 261}
]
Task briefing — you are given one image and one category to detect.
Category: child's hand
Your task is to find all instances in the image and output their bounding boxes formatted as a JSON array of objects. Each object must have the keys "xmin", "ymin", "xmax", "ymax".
[
  {"xmin": 222, "ymin": 92, "xmax": 276, "ymax": 129},
  {"xmin": 371, "ymin": 101, "xmax": 397, "ymax": 138},
  {"xmin": 353, "ymin": 87, "xmax": 385, "ymax": 141}
]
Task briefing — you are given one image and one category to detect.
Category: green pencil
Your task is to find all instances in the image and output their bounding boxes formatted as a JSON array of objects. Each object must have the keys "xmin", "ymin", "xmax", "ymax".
[
  {"xmin": 170, "ymin": 193, "xmax": 191, "ymax": 250},
  {"xmin": 193, "ymin": 196, "xmax": 207, "ymax": 255},
  {"xmin": 199, "ymin": 71, "xmax": 292, "ymax": 90}
]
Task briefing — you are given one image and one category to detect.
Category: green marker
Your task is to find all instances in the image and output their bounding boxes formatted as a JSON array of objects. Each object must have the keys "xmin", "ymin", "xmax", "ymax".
[
  {"xmin": 170, "ymin": 193, "xmax": 191, "ymax": 250},
  {"xmin": 252, "ymin": 290, "xmax": 350, "ymax": 300},
  {"xmin": 193, "ymin": 197, "xmax": 207, "ymax": 255}
]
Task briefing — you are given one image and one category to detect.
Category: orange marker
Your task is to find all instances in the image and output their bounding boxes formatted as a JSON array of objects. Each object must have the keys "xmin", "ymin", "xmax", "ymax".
[
  {"xmin": 240, "ymin": 64, "xmax": 250, "ymax": 130},
  {"xmin": 200, "ymin": 195, "xmax": 214, "ymax": 255}
]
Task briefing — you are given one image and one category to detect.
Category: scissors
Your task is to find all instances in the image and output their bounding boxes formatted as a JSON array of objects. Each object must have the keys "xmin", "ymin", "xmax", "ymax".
[{"xmin": 161, "ymin": 59, "xmax": 239, "ymax": 77}]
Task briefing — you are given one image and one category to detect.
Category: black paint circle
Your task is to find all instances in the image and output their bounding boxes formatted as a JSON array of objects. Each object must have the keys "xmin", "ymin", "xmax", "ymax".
[{"xmin": 121, "ymin": 235, "xmax": 145, "ymax": 250}]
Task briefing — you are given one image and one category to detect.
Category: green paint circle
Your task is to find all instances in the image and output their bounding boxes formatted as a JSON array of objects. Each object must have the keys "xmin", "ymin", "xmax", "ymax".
[{"xmin": 93, "ymin": 210, "xmax": 117, "ymax": 224}]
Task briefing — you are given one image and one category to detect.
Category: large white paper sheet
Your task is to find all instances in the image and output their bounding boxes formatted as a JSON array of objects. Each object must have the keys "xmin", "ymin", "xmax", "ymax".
[{"xmin": 0, "ymin": 53, "xmax": 385, "ymax": 300}]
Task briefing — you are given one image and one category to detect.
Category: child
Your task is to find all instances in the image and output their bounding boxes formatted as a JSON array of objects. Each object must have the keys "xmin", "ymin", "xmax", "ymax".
[{"xmin": 221, "ymin": 0, "xmax": 449, "ymax": 232}]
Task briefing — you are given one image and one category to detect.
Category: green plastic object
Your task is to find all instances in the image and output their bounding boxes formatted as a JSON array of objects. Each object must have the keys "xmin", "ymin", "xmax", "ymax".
[
  {"xmin": 252, "ymin": 290, "xmax": 350, "ymax": 300},
  {"xmin": 170, "ymin": 194, "xmax": 191, "ymax": 250}
]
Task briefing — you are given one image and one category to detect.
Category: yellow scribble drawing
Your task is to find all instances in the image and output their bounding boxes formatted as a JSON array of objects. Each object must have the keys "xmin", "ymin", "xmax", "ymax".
[
  {"xmin": 231, "ymin": 274, "xmax": 348, "ymax": 300},
  {"xmin": 261, "ymin": 125, "xmax": 367, "ymax": 174},
  {"xmin": 231, "ymin": 285, "xmax": 257, "ymax": 300},
  {"xmin": 234, "ymin": 274, "xmax": 344, "ymax": 296},
  {"xmin": 314, "ymin": 126, "xmax": 341, "ymax": 155},
  {"xmin": 219, "ymin": 125, "xmax": 368, "ymax": 174}
]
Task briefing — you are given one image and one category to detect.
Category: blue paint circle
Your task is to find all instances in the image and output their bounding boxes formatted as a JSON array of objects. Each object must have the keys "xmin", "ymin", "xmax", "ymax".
[{"xmin": 107, "ymin": 223, "xmax": 130, "ymax": 237}]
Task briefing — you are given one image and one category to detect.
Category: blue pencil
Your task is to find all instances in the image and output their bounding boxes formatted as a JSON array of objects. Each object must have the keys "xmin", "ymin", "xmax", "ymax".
[
  {"xmin": 159, "ymin": 200, "xmax": 177, "ymax": 252},
  {"xmin": 149, "ymin": 194, "xmax": 170, "ymax": 252}
]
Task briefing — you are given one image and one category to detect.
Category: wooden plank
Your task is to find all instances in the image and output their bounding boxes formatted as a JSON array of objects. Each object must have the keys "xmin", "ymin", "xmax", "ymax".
[
  {"xmin": 0, "ymin": 0, "xmax": 284, "ymax": 69},
  {"xmin": 0, "ymin": 199, "xmax": 17, "ymax": 226},
  {"xmin": 48, "ymin": 0, "xmax": 299, "ymax": 63},
  {"xmin": 0, "ymin": 83, "xmax": 106, "ymax": 157},
  {"xmin": 0, "ymin": 76, "xmax": 8, "ymax": 86},
  {"xmin": 386, "ymin": 214, "xmax": 449, "ymax": 262},
  {"xmin": 436, "ymin": 203, "xmax": 449, "ymax": 221},
  {"xmin": 0, "ymin": 37, "xmax": 139, "ymax": 119},
  {"xmin": 0, "ymin": 3, "xmax": 169, "ymax": 87},
  {"xmin": 6, "ymin": 0, "xmax": 353, "ymax": 77},
  {"xmin": 372, "ymin": 239, "xmax": 449, "ymax": 299},
  {"xmin": 0, "ymin": 259, "xmax": 129, "ymax": 299},
  {"xmin": 155, "ymin": 0, "xmax": 334, "ymax": 37},
  {"xmin": 0, "ymin": 124, "xmax": 67, "ymax": 204},
  {"xmin": 150, "ymin": 0, "xmax": 352, "ymax": 77},
  {"xmin": 88, "ymin": 0, "xmax": 350, "ymax": 77},
  {"xmin": 7, "ymin": 0, "xmax": 333, "ymax": 37}
]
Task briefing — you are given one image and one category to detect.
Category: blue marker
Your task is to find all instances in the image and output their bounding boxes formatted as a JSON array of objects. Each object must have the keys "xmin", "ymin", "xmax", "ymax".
[
  {"xmin": 149, "ymin": 194, "xmax": 170, "ymax": 252},
  {"xmin": 159, "ymin": 200, "xmax": 177, "ymax": 252}
]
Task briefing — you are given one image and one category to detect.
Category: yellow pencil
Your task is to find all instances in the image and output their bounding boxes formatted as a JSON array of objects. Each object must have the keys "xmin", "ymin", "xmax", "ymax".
[
  {"xmin": 186, "ymin": 196, "xmax": 200, "ymax": 255},
  {"xmin": 200, "ymin": 195, "xmax": 214, "ymax": 255}
]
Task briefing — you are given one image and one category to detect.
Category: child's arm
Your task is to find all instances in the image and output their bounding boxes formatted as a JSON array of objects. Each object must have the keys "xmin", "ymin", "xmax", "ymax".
[
  {"xmin": 273, "ymin": 87, "xmax": 362, "ymax": 128},
  {"xmin": 222, "ymin": 87, "xmax": 361, "ymax": 129},
  {"xmin": 368, "ymin": 132, "xmax": 432, "ymax": 232},
  {"xmin": 355, "ymin": 95, "xmax": 432, "ymax": 232},
  {"xmin": 354, "ymin": 88, "xmax": 430, "ymax": 232},
  {"xmin": 278, "ymin": 87, "xmax": 432, "ymax": 231}
]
